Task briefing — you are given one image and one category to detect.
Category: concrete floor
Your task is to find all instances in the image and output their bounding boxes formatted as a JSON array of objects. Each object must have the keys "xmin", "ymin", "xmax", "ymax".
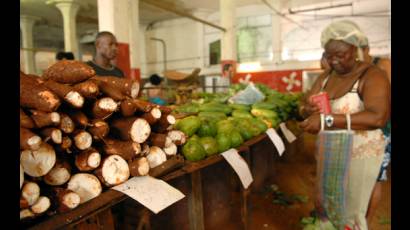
[{"xmin": 248, "ymin": 133, "xmax": 391, "ymax": 230}]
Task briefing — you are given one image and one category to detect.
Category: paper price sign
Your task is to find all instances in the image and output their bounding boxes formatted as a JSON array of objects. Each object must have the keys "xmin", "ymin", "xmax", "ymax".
[
  {"xmin": 279, "ymin": 122, "xmax": 297, "ymax": 143},
  {"xmin": 112, "ymin": 176, "xmax": 185, "ymax": 214},
  {"xmin": 265, "ymin": 128, "xmax": 285, "ymax": 156},
  {"xmin": 221, "ymin": 148, "xmax": 253, "ymax": 189}
]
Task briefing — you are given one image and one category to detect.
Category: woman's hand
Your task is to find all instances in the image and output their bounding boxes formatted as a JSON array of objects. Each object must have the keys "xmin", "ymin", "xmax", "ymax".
[
  {"xmin": 299, "ymin": 113, "xmax": 321, "ymax": 134},
  {"xmin": 304, "ymin": 100, "xmax": 321, "ymax": 116},
  {"xmin": 300, "ymin": 97, "xmax": 321, "ymax": 118}
]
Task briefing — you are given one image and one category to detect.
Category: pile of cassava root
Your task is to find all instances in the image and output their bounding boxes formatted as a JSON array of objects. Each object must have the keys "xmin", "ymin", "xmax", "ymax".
[{"xmin": 20, "ymin": 60, "xmax": 187, "ymax": 221}]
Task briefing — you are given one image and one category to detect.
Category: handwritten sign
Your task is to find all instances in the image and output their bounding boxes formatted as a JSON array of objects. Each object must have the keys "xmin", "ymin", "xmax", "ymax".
[
  {"xmin": 279, "ymin": 122, "xmax": 297, "ymax": 143},
  {"xmin": 265, "ymin": 128, "xmax": 285, "ymax": 156},
  {"xmin": 112, "ymin": 176, "xmax": 185, "ymax": 214},
  {"xmin": 221, "ymin": 148, "xmax": 253, "ymax": 189}
]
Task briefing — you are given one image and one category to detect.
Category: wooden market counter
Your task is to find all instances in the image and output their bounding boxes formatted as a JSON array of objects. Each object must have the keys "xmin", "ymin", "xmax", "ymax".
[{"xmin": 23, "ymin": 132, "xmax": 286, "ymax": 230}]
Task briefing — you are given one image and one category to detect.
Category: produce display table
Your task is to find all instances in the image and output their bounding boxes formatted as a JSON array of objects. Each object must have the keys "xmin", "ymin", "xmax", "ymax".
[{"xmin": 24, "ymin": 132, "xmax": 283, "ymax": 230}]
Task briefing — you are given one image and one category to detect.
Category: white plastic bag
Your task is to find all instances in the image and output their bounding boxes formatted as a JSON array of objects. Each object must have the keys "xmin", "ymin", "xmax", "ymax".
[{"xmin": 228, "ymin": 82, "xmax": 265, "ymax": 105}]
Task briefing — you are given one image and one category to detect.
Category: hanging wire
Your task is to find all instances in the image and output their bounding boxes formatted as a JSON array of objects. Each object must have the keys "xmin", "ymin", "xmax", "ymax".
[{"xmin": 261, "ymin": 0, "xmax": 308, "ymax": 31}]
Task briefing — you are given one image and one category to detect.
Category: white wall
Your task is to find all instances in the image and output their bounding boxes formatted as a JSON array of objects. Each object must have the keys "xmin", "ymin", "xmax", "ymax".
[
  {"xmin": 281, "ymin": 0, "xmax": 391, "ymax": 61},
  {"xmin": 144, "ymin": 18, "xmax": 205, "ymax": 78},
  {"xmin": 143, "ymin": 0, "xmax": 390, "ymax": 77}
]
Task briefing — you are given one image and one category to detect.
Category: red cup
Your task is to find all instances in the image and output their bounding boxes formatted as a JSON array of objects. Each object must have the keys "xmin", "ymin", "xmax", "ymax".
[{"xmin": 310, "ymin": 92, "xmax": 331, "ymax": 114}]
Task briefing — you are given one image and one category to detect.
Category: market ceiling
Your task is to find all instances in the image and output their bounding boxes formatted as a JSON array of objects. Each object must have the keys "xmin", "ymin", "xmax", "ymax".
[{"xmin": 20, "ymin": 0, "xmax": 364, "ymax": 49}]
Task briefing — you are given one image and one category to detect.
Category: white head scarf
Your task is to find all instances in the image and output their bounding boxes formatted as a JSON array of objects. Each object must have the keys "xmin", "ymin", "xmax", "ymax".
[{"xmin": 321, "ymin": 20, "xmax": 368, "ymax": 61}]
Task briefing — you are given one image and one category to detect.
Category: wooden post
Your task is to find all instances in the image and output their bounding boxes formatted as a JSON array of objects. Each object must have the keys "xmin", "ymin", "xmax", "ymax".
[
  {"xmin": 73, "ymin": 209, "xmax": 115, "ymax": 230},
  {"xmin": 240, "ymin": 150, "xmax": 251, "ymax": 230},
  {"xmin": 136, "ymin": 208, "xmax": 151, "ymax": 230},
  {"xmin": 96, "ymin": 209, "xmax": 115, "ymax": 230},
  {"xmin": 188, "ymin": 171, "xmax": 205, "ymax": 230}
]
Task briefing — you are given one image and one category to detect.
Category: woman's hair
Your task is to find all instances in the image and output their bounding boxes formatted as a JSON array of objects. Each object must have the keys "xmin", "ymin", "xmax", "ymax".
[
  {"xmin": 321, "ymin": 20, "xmax": 367, "ymax": 61},
  {"xmin": 149, "ymin": 74, "xmax": 163, "ymax": 85}
]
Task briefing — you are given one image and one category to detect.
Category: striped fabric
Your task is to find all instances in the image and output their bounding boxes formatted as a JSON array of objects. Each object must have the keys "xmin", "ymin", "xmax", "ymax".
[{"xmin": 317, "ymin": 130, "xmax": 354, "ymax": 230}]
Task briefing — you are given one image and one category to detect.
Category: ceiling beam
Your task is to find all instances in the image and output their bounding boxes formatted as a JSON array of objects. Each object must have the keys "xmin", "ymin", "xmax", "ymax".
[{"xmin": 141, "ymin": 0, "xmax": 226, "ymax": 32}]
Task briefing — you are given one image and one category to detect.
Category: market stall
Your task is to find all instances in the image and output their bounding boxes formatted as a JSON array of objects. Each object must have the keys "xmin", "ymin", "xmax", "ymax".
[
  {"xmin": 20, "ymin": 61, "xmax": 302, "ymax": 230},
  {"xmin": 23, "ymin": 132, "xmax": 292, "ymax": 230}
]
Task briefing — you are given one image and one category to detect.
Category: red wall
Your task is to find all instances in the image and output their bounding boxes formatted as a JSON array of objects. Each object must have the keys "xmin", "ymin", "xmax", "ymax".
[{"xmin": 232, "ymin": 70, "xmax": 304, "ymax": 92}]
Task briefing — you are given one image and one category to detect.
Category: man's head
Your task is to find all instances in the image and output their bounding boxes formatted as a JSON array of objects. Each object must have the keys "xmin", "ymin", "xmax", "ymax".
[
  {"xmin": 95, "ymin": 31, "xmax": 118, "ymax": 60},
  {"xmin": 149, "ymin": 74, "xmax": 163, "ymax": 86}
]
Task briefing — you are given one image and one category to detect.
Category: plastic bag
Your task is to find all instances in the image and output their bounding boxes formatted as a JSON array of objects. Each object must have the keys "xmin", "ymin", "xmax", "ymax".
[{"xmin": 228, "ymin": 82, "xmax": 265, "ymax": 105}]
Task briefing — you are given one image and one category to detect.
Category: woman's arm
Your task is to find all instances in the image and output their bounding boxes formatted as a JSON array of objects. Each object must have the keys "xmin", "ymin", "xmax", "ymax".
[
  {"xmin": 377, "ymin": 58, "xmax": 391, "ymax": 83},
  {"xmin": 335, "ymin": 68, "xmax": 390, "ymax": 129}
]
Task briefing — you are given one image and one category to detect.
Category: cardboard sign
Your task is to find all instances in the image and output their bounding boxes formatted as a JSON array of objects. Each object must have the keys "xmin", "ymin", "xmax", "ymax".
[
  {"xmin": 265, "ymin": 128, "xmax": 285, "ymax": 156},
  {"xmin": 112, "ymin": 176, "xmax": 185, "ymax": 214},
  {"xmin": 279, "ymin": 123, "xmax": 297, "ymax": 143},
  {"xmin": 221, "ymin": 148, "xmax": 253, "ymax": 189}
]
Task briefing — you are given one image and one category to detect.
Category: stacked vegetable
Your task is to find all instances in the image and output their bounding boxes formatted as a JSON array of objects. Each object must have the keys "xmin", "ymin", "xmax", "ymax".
[
  {"xmin": 173, "ymin": 83, "xmax": 303, "ymax": 162},
  {"xmin": 20, "ymin": 61, "xmax": 185, "ymax": 222}
]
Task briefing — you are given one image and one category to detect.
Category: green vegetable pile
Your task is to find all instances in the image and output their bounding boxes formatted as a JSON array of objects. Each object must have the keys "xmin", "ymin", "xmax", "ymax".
[
  {"xmin": 173, "ymin": 83, "xmax": 303, "ymax": 162},
  {"xmin": 176, "ymin": 115, "xmax": 267, "ymax": 162}
]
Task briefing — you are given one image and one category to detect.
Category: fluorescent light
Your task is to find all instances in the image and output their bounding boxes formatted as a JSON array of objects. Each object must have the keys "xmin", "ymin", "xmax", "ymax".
[{"xmin": 238, "ymin": 62, "xmax": 262, "ymax": 72}]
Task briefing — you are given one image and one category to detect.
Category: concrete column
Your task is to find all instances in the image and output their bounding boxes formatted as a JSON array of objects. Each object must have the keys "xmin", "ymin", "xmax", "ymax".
[
  {"xmin": 139, "ymin": 24, "xmax": 147, "ymax": 80},
  {"xmin": 271, "ymin": 1, "xmax": 283, "ymax": 64},
  {"xmin": 97, "ymin": 0, "xmax": 131, "ymax": 78},
  {"xmin": 128, "ymin": 0, "xmax": 141, "ymax": 81},
  {"xmin": 220, "ymin": 0, "xmax": 236, "ymax": 61},
  {"xmin": 220, "ymin": 0, "xmax": 236, "ymax": 86},
  {"xmin": 20, "ymin": 15, "xmax": 40, "ymax": 74},
  {"xmin": 48, "ymin": 0, "xmax": 80, "ymax": 59}
]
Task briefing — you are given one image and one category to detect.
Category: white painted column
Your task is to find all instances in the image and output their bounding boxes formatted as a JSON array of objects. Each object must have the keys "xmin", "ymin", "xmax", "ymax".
[
  {"xmin": 97, "ymin": 0, "xmax": 131, "ymax": 78},
  {"xmin": 48, "ymin": 0, "xmax": 80, "ymax": 59},
  {"xmin": 20, "ymin": 15, "xmax": 40, "ymax": 74},
  {"xmin": 220, "ymin": 0, "xmax": 236, "ymax": 88},
  {"xmin": 220, "ymin": 0, "xmax": 236, "ymax": 61},
  {"xmin": 128, "ymin": 0, "xmax": 141, "ymax": 81},
  {"xmin": 139, "ymin": 24, "xmax": 147, "ymax": 80},
  {"xmin": 271, "ymin": 1, "xmax": 283, "ymax": 64}
]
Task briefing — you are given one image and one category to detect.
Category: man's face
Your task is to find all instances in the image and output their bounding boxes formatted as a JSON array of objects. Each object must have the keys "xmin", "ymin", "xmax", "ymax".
[
  {"xmin": 324, "ymin": 40, "xmax": 357, "ymax": 75},
  {"xmin": 96, "ymin": 35, "xmax": 118, "ymax": 60}
]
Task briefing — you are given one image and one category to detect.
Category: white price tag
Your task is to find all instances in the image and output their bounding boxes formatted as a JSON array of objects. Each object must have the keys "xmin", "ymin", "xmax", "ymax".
[
  {"xmin": 265, "ymin": 128, "xmax": 285, "ymax": 156},
  {"xmin": 221, "ymin": 148, "xmax": 253, "ymax": 189},
  {"xmin": 279, "ymin": 122, "xmax": 297, "ymax": 143},
  {"xmin": 112, "ymin": 176, "xmax": 185, "ymax": 214}
]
